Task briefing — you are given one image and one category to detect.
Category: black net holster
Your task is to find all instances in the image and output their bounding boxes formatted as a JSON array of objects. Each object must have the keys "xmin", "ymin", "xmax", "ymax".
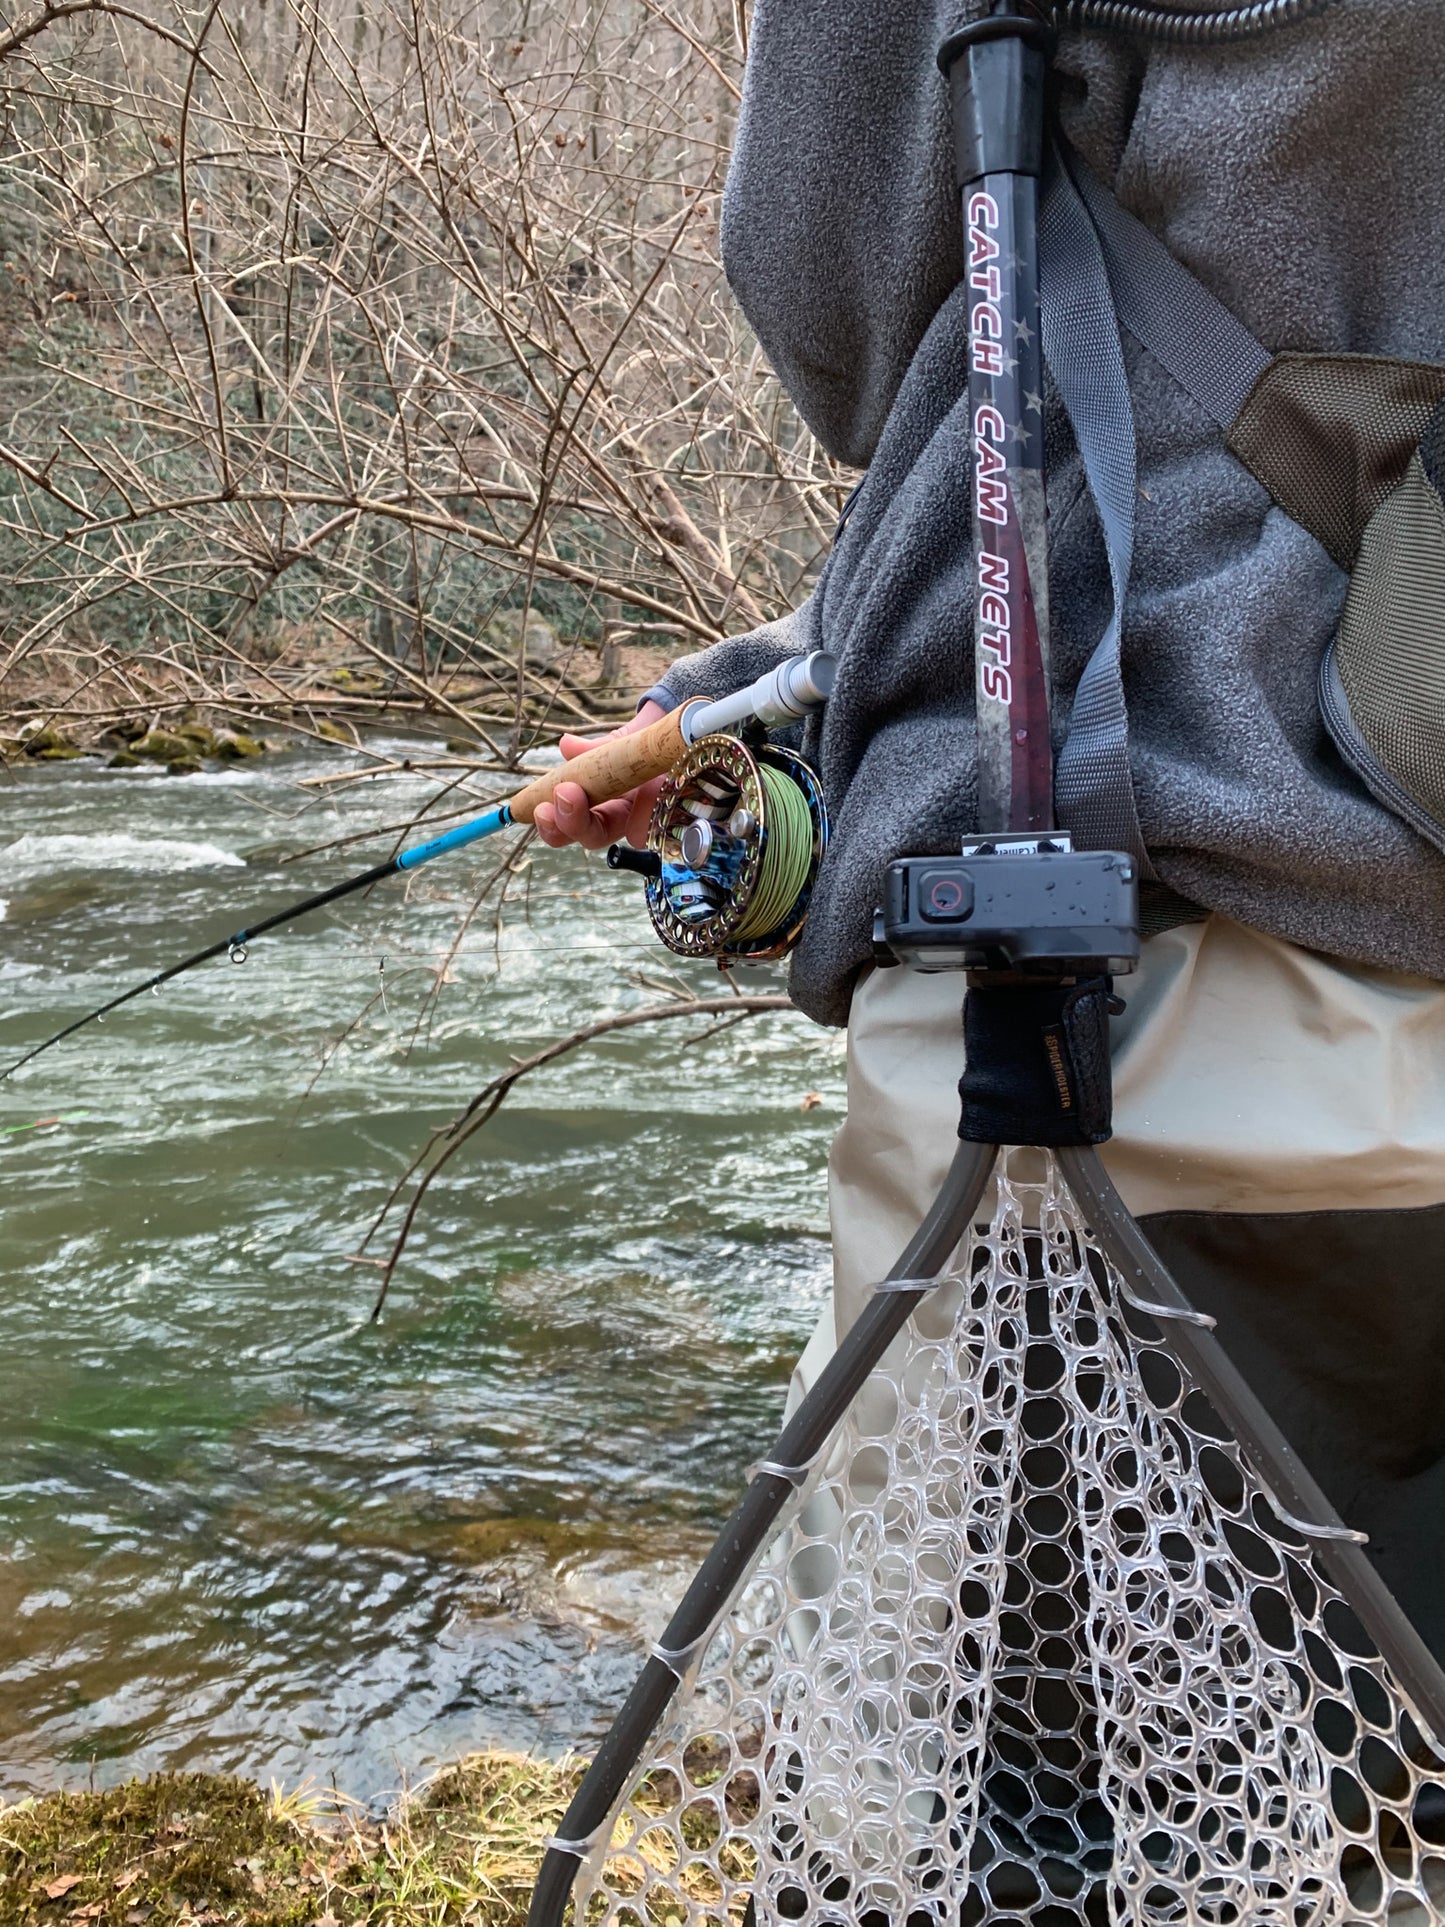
[{"xmin": 959, "ymin": 978, "xmax": 1118, "ymax": 1147}]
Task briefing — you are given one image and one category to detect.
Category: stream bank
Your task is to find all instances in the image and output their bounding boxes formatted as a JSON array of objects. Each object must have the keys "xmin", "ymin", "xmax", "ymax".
[{"xmin": 0, "ymin": 1753, "xmax": 579, "ymax": 1926}]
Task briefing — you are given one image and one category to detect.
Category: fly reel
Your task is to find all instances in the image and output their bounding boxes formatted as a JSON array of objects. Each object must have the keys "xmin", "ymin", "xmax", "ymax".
[{"xmin": 624, "ymin": 735, "xmax": 827, "ymax": 964}]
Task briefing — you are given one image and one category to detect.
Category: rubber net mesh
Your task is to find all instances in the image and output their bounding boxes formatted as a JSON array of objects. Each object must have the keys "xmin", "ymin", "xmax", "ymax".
[{"xmin": 570, "ymin": 1149, "xmax": 1445, "ymax": 1927}]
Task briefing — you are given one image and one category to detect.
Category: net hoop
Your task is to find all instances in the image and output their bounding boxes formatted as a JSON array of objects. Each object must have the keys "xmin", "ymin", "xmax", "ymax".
[{"xmin": 535, "ymin": 1149, "xmax": 1445, "ymax": 1927}]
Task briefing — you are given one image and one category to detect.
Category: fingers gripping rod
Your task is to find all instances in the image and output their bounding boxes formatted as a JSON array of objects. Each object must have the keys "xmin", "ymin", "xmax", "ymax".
[
  {"xmin": 396, "ymin": 650, "xmax": 836, "ymax": 870},
  {"xmin": 529, "ymin": 7, "xmax": 1445, "ymax": 1924},
  {"xmin": 0, "ymin": 652, "xmax": 836, "ymax": 1080}
]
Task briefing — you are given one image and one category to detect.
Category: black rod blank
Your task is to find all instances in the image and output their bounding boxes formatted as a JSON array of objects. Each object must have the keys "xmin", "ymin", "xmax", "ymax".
[{"xmin": 0, "ymin": 856, "xmax": 399, "ymax": 1082}]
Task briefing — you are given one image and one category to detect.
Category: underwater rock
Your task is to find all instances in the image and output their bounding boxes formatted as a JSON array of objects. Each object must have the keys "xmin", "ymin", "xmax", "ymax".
[{"xmin": 163, "ymin": 757, "xmax": 203, "ymax": 776}]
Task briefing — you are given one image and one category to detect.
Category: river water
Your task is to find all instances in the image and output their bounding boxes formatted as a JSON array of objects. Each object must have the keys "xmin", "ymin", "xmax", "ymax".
[{"xmin": 0, "ymin": 745, "xmax": 842, "ymax": 1802}]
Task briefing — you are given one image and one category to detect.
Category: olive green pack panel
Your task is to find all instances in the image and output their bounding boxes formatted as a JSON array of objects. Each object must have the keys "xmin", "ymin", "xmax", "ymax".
[
  {"xmin": 1330, "ymin": 448, "xmax": 1445, "ymax": 843},
  {"xmin": 1227, "ymin": 351, "xmax": 1445, "ymax": 569},
  {"xmin": 1060, "ymin": 160, "xmax": 1445, "ymax": 857},
  {"xmin": 1214, "ymin": 351, "xmax": 1445, "ymax": 848}
]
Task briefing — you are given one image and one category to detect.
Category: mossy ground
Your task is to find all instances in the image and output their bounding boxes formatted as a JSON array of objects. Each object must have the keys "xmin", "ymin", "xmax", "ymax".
[{"xmin": 0, "ymin": 1754, "xmax": 583, "ymax": 1927}]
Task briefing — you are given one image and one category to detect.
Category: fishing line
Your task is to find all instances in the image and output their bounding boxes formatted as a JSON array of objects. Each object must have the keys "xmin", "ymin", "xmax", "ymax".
[
  {"xmin": 732, "ymin": 763, "xmax": 817, "ymax": 943},
  {"xmin": 0, "ymin": 1110, "xmax": 89, "ymax": 1139}
]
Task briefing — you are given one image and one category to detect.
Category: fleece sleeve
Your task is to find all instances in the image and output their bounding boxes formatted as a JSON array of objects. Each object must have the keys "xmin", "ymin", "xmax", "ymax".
[
  {"xmin": 639, "ymin": 606, "xmax": 815, "ymax": 715},
  {"xmin": 719, "ymin": 0, "xmax": 975, "ymax": 468}
]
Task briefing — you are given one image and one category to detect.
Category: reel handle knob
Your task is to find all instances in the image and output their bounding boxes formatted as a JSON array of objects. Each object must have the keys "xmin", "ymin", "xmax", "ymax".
[
  {"xmin": 508, "ymin": 700, "xmax": 710, "ymax": 824},
  {"xmin": 606, "ymin": 844, "xmax": 662, "ymax": 879}
]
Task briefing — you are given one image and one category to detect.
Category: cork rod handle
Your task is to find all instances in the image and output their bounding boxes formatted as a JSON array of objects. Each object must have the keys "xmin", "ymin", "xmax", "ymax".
[{"xmin": 507, "ymin": 701, "xmax": 704, "ymax": 825}]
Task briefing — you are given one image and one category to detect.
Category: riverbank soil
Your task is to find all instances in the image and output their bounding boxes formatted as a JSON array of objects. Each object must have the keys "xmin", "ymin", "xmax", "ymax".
[{"xmin": 0, "ymin": 1754, "xmax": 580, "ymax": 1926}]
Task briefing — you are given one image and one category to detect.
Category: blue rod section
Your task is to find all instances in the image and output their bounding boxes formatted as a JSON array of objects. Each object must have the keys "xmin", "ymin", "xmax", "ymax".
[{"xmin": 395, "ymin": 802, "xmax": 513, "ymax": 871}]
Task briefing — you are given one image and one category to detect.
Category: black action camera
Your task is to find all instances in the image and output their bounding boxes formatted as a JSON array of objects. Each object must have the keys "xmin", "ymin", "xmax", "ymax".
[{"xmin": 873, "ymin": 838, "xmax": 1140, "ymax": 977}]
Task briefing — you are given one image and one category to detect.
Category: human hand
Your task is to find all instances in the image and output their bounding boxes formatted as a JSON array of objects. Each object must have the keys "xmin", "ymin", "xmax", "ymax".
[{"xmin": 531, "ymin": 700, "xmax": 669, "ymax": 851}]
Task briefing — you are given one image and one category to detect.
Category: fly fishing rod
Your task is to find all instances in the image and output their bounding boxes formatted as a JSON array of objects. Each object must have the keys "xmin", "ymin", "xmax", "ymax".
[
  {"xmin": 0, "ymin": 651, "xmax": 835, "ymax": 1081},
  {"xmin": 529, "ymin": 10, "xmax": 1445, "ymax": 1925}
]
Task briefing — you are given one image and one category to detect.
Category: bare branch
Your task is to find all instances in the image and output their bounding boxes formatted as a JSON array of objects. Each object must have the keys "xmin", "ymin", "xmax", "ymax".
[{"xmin": 357, "ymin": 990, "xmax": 792, "ymax": 1318}]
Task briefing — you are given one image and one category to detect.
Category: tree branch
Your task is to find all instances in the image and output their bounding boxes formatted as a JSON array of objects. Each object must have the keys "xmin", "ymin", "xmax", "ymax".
[{"xmin": 354, "ymin": 991, "xmax": 792, "ymax": 1320}]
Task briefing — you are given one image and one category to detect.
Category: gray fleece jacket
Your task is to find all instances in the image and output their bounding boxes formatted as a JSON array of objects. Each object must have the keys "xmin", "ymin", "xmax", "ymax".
[{"xmin": 651, "ymin": 0, "xmax": 1445, "ymax": 1029}]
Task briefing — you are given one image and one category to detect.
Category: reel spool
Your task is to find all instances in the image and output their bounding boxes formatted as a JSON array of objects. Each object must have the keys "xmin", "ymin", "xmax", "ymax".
[{"xmin": 643, "ymin": 735, "xmax": 827, "ymax": 963}]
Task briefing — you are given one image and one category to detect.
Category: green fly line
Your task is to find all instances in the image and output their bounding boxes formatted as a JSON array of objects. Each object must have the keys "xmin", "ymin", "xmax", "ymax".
[
  {"xmin": 0, "ymin": 1110, "xmax": 89, "ymax": 1139},
  {"xmin": 733, "ymin": 762, "xmax": 816, "ymax": 942}
]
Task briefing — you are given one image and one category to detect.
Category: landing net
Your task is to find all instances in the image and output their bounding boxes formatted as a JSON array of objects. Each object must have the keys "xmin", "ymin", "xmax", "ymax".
[{"xmin": 569, "ymin": 1149, "xmax": 1445, "ymax": 1927}]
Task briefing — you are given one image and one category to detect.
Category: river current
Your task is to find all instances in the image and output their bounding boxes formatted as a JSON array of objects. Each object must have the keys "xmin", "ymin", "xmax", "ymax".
[{"xmin": 0, "ymin": 745, "xmax": 841, "ymax": 1801}]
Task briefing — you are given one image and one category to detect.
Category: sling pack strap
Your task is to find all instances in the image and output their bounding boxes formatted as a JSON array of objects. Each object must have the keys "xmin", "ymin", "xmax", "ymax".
[
  {"xmin": 1070, "ymin": 153, "xmax": 1272, "ymax": 430},
  {"xmin": 1037, "ymin": 144, "xmax": 1272, "ymax": 868},
  {"xmin": 1038, "ymin": 148, "xmax": 1149, "ymax": 871}
]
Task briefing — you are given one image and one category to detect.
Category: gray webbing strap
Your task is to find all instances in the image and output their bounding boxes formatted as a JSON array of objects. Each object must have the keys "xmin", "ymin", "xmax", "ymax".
[
  {"xmin": 1038, "ymin": 146, "xmax": 1274, "ymax": 867},
  {"xmin": 1071, "ymin": 156, "xmax": 1272, "ymax": 430},
  {"xmin": 1039, "ymin": 150, "xmax": 1151, "ymax": 871}
]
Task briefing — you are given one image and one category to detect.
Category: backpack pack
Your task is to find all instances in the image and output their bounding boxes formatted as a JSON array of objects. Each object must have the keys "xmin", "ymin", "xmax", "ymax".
[{"xmin": 1042, "ymin": 140, "xmax": 1445, "ymax": 864}]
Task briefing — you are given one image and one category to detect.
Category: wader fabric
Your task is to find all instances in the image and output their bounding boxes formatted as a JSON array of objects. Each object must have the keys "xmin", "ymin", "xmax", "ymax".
[{"xmin": 801, "ymin": 931, "xmax": 1445, "ymax": 1661}]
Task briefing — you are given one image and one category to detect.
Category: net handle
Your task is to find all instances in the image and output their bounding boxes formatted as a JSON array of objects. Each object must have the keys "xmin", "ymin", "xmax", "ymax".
[
  {"xmin": 525, "ymin": 1137, "xmax": 999, "ymax": 1927},
  {"xmin": 942, "ymin": 6, "xmax": 1056, "ymax": 834}
]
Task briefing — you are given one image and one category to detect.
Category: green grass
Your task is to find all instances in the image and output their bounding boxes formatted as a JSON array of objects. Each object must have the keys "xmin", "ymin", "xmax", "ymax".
[{"xmin": 0, "ymin": 1754, "xmax": 584, "ymax": 1926}]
